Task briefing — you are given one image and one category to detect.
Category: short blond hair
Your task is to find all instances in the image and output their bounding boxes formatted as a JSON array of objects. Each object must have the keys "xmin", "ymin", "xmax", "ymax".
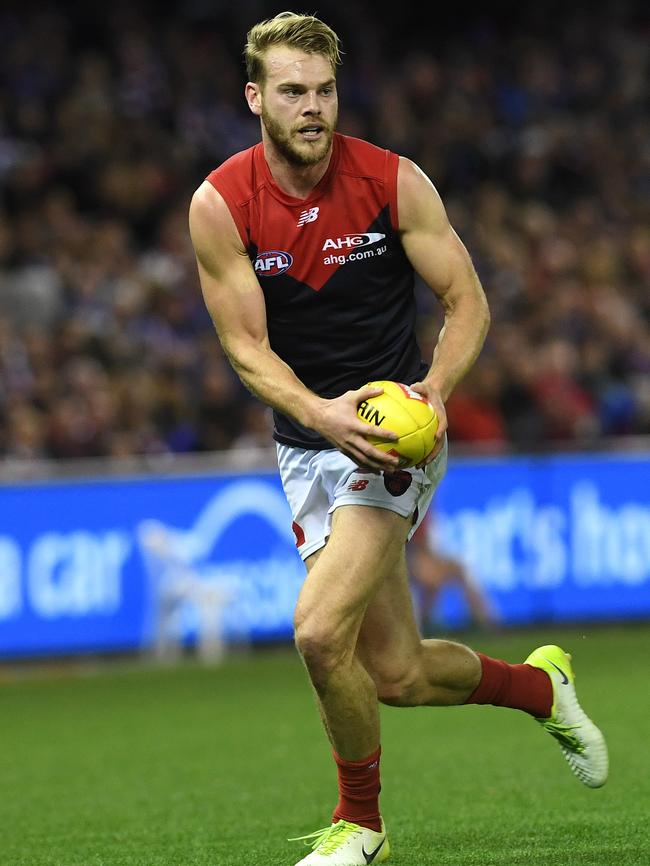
[{"xmin": 244, "ymin": 11, "xmax": 342, "ymax": 84}]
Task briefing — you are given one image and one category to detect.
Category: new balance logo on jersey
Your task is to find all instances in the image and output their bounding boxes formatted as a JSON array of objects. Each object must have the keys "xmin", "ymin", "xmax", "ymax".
[{"xmin": 297, "ymin": 207, "xmax": 319, "ymax": 226}]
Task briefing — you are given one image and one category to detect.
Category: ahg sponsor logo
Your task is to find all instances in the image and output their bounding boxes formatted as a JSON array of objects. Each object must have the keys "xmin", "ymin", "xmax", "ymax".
[
  {"xmin": 322, "ymin": 233, "xmax": 388, "ymax": 265},
  {"xmin": 322, "ymin": 232, "xmax": 385, "ymax": 251}
]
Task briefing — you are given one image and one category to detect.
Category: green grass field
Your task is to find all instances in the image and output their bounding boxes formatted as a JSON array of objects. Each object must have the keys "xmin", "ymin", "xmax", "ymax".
[{"xmin": 1, "ymin": 624, "xmax": 649, "ymax": 866}]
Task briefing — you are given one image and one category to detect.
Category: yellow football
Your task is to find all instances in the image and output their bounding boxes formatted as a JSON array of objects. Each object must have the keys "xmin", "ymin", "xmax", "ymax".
[{"xmin": 357, "ymin": 380, "xmax": 438, "ymax": 468}]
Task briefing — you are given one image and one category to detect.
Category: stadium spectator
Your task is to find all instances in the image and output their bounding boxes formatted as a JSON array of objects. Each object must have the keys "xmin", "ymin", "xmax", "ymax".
[
  {"xmin": 0, "ymin": 1, "xmax": 647, "ymax": 467},
  {"xmin": 408, "ymin": 514, "xmax": 500, "ymax": 634}
]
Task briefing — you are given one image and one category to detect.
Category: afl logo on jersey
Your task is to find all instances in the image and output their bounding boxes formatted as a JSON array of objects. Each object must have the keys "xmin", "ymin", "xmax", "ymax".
[{"xmin": 254, "ymin": 250, "xmax": 293, "ymax": 277}]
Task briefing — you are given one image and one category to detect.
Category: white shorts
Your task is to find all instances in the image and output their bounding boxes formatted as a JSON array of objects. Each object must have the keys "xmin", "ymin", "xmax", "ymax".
[{"xmin": 276, "ymin": 440, "xmax": 448, "ymax": 561}]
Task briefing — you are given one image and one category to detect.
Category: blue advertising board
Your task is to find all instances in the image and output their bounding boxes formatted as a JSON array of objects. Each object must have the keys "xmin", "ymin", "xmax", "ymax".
[
  {"xmin": 0, "ymin": 473, "xmax": 303, "ymax": 657},
  {"xmin": 0, "ymin": 452, "xmax": 649, "ymax": 657},
  {"xmin": 431, "ymin": 453, "xmax": 650, "ymax": 628}
]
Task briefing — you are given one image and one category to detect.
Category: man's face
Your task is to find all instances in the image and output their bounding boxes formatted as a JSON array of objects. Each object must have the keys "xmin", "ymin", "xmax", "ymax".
[{"xmin": 249, "ymin": 46, "xmax": 338, "ymax": 167}]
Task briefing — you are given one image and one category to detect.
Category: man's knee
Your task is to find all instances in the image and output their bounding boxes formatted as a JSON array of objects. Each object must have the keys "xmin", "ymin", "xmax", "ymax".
[{"xmin": 294, "ymin": 612, "xmax": 350, "ymax": 687}]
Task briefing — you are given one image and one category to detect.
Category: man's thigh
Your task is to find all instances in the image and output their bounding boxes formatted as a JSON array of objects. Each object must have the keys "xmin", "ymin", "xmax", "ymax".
[
  {"xmin": 355, "ymin": 549, "xmax": 423, "ymax": 686},
  {"xmin": 305, "ymin": 531, "xmax": 426, "ymax": 696},
  {"xmin": 295, "ymin": 505, "xmax": 412, "ymax": 640}
]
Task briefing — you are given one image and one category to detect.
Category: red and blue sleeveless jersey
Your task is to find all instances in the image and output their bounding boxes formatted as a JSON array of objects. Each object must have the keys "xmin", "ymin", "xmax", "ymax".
[{"xmin": 206, "ymin": 133, "xmax": 427, "ymax": 449}]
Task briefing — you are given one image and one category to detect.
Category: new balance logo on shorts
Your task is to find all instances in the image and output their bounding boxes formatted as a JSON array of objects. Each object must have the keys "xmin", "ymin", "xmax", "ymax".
[{"xmin": 348, "ymin": 479, "xmax": 370, "ymax": 491}]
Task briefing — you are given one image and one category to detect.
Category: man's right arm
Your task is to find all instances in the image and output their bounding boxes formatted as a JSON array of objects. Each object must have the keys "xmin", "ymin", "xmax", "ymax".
[{"xmin": 188, "ymin": 181, "xmax": 398, "ymax": 470}]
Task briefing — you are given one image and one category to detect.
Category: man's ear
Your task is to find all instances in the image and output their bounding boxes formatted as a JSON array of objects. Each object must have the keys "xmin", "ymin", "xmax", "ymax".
[{"xmin": 245, "ymin": 82, "xmax": 262, "ymax": 116}]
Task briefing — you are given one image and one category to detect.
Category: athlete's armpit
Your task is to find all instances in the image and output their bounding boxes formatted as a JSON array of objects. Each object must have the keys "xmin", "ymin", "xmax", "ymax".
[{"xmin": 396, "ymin": 157, "xmax": 481, "ymax": 306}]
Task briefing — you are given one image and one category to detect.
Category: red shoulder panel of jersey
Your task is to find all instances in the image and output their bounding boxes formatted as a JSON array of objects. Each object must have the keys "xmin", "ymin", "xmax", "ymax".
[
  {"xmin": 337, "ymin": 135, "xmax": 399, "ymax": 230},
  {"xmin": 205, "ymin": 135, "xmax": 400, "ymax": 254},
  {"xmin": 205, "ymin": 144, "xmax": 263, "ymax": 248}
]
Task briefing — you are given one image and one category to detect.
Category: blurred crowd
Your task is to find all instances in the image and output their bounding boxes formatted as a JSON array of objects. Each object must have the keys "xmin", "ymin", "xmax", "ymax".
[{"xmin": 0, "ymin": 1, "xmax": 648, "ymax": 467}]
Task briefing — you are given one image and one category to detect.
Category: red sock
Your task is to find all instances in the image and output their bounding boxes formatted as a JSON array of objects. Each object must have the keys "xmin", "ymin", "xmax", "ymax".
[
  {"xmin": 465, "ymin": 653, "xmax": 553, "ymax": 718},
  {"xmin": 332, "ymin": 746, "xmax": 382, "ymax": 833}
]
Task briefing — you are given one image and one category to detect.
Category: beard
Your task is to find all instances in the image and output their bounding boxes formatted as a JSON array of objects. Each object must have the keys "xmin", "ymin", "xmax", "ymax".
[{"xmin": 261, "ymin": 106, "xmax": 336, "ymax": 167}]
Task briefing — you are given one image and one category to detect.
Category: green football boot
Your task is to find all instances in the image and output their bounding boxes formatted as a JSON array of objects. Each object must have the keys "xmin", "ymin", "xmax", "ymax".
[
  {"xmin": 290, "ymin": 819, "xmax": 390, "ymax": 865},
  {"xmin": 525, "ymin": 644, "xmax": 609, "ymax": 788}
]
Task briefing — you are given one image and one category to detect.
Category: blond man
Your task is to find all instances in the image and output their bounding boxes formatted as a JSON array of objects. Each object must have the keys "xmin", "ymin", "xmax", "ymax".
[{"xmin": 189, "ymin": 12, "xmax": 608, "ymax": 865}]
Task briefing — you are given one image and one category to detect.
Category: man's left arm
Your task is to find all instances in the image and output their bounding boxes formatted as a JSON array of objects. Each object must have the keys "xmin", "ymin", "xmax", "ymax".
[{"xmin": 397, "ymin": 156, "xmax": 491, "ymax": 464}]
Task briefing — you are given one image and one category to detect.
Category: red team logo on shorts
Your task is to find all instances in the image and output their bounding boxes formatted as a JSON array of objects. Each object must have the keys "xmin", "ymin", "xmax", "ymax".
[
  {"xmin": 383, "ymin": 470, "xmax": 412, "ymax": 497},
  {"xmin": 292, "ymin": 521, "xmax": 305, "ymax": 547}
]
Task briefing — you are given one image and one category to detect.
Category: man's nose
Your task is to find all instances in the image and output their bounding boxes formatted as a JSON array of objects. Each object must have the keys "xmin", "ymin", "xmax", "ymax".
[{"xmin": 302, "ymin": 92, "xmax": 322, "ymax": 114}]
